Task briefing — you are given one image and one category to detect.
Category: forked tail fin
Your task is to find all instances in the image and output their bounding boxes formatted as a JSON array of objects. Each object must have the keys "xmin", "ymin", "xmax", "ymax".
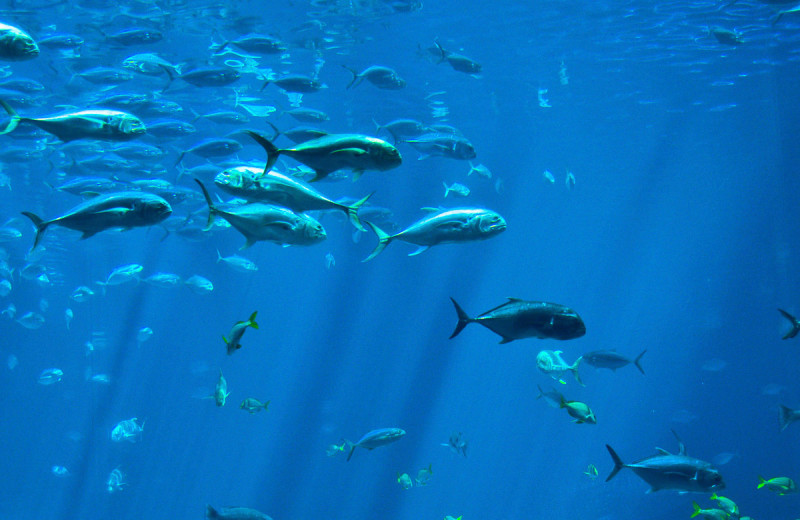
[
  {"xmin": 571, "ymin": 356, "xmax": 584, "ymax": 386},
  {"xmin": 605, "ymin": 445, "xmax": 625, "ymax": 482},
  {"xmin": 343, "ymin": 192, "xmax": 373, "ymax": 232},
  {"xmin": 20, "ymin": 211, "xmax": 48, "ymax": 251},
  {"xmin": 362, "ymin": 221, "xmax": 393, "ymax": 262},
  {"xmin": 0, "ymin": 100, "xmax": 22, "ymax": 135},
  {"xmin": 194, "ymin": 179, "xmax": 218, "ymax": 230},
  {"xmin": 448, "ymin": 297, "xmax": 473, "ymax": 339},
  {"xmin": 634, "ymin": 349, "xmax": 647, "ymax": 375},
  {"xmin": 246, "ymin": 130, "xmax": 281, "ymax": 174},
  {"xmin": 779, "ymin": 404, "xmax": 796, "ymax": 432}
]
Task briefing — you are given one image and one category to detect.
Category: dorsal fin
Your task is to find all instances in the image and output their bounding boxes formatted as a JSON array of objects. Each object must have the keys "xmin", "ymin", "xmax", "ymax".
[{"xmin": 671, "ymin": 429, "xmax": 687, "ymax": 455}]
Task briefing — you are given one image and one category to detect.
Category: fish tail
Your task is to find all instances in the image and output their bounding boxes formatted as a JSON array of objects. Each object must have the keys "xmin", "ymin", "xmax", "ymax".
[
  {"xmin": 448, "ymin": 297, "xmax": 474, "ymax": 339},
  {"xmin": 159, "ymin": 65, "xmax": 175, "ymax": 92},
  {"xmin": 342, "ymin": 65, "xmax": 359, "ymax": 89},
  {"xmin": 20, "ymin": 211, "xmax": 49, "ymax": 251},
  {"xmin": 0, "ymin": 100, "xmax": 22, "ymax": 135},
  {"xmin": 345, "ymin": 440, "xmax": 356, "ymax": 461},
  {"xmin": 266, "ymin": 121, "xmax": 281, "ymax": 141},
  {"xmin": 216, "ymin": 249, "xmax": 223, "ymax": 263},
  {"xmin": 536, "ymin": 384, "xmax": 545, "ymax": 399},
  {"xmin": 372, "ymin": 118, "xmax": 383, "ymax": 133},
  {"xmin": 174, "ymin": 151, "xmax": 186, "ymax": 167},
  {"xmin": 433, "ymin": 39, "xmax": 447, "ymax": 64},
  {"xmin": 248, "ymin": 310, "xmax": 259, "ymax": 329},
  {"xmin": 467, "ymin": 161, "xmax": 476, "ymax": 176},
  {"xmin": 260, "ymin": 80, "xmax": 270, "ymax": 91},
  {"xmin": 571, "ymin": 356, "xmax": 584, "ymax": 386},
  {"xmin": 246, "ymin": 130, "xmax": 281, "ymax": 174},
  {"xmin": 634, "ymin": 349, "xmax": 646, "ymax": 375},
  {"xmin": 779, "ymin": 404, "xmax": 795, "ymax": 431},
  {"xmin": 757, "ymin": 475, "xmax": 766, "ymax": 488},
  {"xmin": 345, "ymin": 192, "xmax": 373, "ymax": 232},
  {"xmin": 194, "ymin": 179, "xmax": 218, "ymax": 230},
  {"xmin": 605, "ymin": 445, "xmax": 625, "ymax": 482},
  {"xmin": 362, "ymin": 221, "xmax": 393, "ymax": 262},
  {"xmin": 778, "ymin": 309, "xmax": 800, "ymax": 339},
  {"xmin": 206, "ymin": 505, "xmax": 219, "ymax": 520},
  {"xmin": 443, "ymin": 181, "xmax": 450, "ymax": 198},
  {"xmin": 691, "ymin": 502, "xmax": 701, "ymax": 518}
]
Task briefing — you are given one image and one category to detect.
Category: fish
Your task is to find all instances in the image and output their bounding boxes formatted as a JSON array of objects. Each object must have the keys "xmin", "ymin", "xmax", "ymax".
[
  {"xmin": 560, "ymin": 396, "xmax": 596, "ymax": 424},
  {"xmin": 691, "ymin": 502, "xmax": 728, "ymax": 520},
  {"xmin": 223, "ymin": 311, "xmax": 259, "ymax": 355},
  {"xmin": 163, "ymin": 66, "xmax": 240, "ymax": 89},
  {"xmin": 240, "ymin": 398, "xmax": 270, "ymax": 414},
  {"xmin": 137, "ymin": 327, "xmax": 153, "ymax": 345},
  {"xmin": 16, "ymin": 311, "xmax": 45, "ymax": 329},
  {"xmin": 345, "ymin": 427, "xmax": 406, "ymax": 461},
  {"xmin": 537, "ymin": 350, "xmax": 584, "ymax": 386},
  {"xmin": 0, "ymin": 23, "xmax": 39, "ymax": 61},
  {"xmin": 415, "ymin": 464, "xmax": 433, "ymax": 485},
  {"xmin": 248, "ymin": 130, "xmax": 401, "ymax": 182},
  {"xmin": 213, "ymin": 165, "xmax": 373, "ymax": 231},
  {"xmin": 195, "ymin": 180, "xmax": 327, "ymax": 249},
  {"xmin": 467, "ymin": 162, "xmax": 492, "ymax": 178},
  {"xmin": 397, "ymin": 472, "xmax": 413, "ymax": 489},
  {"xmin": 110, "ymin": 418, "xmax": 144, "ymax": 443},
  {"xmin": 778, "ymin": 309, "xmax": 800, "ymax": 339},
  {"xmin": 216, "ymin": 250, "xmax": 258, "ymax": 273},
  {"xmin": 212, "ymin": 369, "xmax": 230, "ymax": 407},
  {"xmin": 443, "ymin": 181, "xmax": 470, "ymax": 198},
  {"xmin": 709, "ymin": 26, "xmax": 743, "ymax": 45},
  {"xmin": 582, "ymin": 349, "xmax": 646, "ymax": 374},
  {"xmin": 709, "ymin": 493, "xmax": 739, "ymax": 517},
  {"xmin": 433, "ymin": 40, "xmax": 481, "ymax": 75},
  {"xmin": 343, "ymin": 65, "xmax": 406, "ymax": 89},
  {"xmin": 449, "ymin": 297, "xmax": 585, "ymax": 343},
  {"xmin": 263, "ymin": 74, "xmax": 325, "ymax": 93},
  {"xmin": 216, "ymin": 34, "xmax": 287, "ymax": 55},
  {"xmin": 0, "ymin": 102, "xmax": 146, "ymax": 141},
  {"xmin": 105, "ymin": 28, "xmax": 162, "ymax": 46},
  {"xmin": 406, "ymin": 133, "xmax": 476, "ymax": 160},
  {"xmin": 206, "ymin": 505, "xmax": 272, "ymax": 520},
  {"xmin": 605, "ymin": 431, "xmax": 725, "ymax": 493},
  {"xmin": 99, "ymin": 263, "xmax": 143, "ymax": 288},
  {"xmin": 779, "ymin": 404, "xmax": 800, "ymax": 431},
  {"xmin": 283, "ymin": 108, "xmax": 329, "ymax": 123},
  {"xmin": 536, "ymin": 385, "xmax": 565, "ymax": 408},
  {"xmin": 71, "ymin": 286, "xmax": 96, "ymax": 302},
  {"xmin": 363, "ymin": 208, "xmax": 506, "ymax": 261},
  {"xmin": 374, "ymin": 118, "xmax": 429, "ymax": 143},
  {"xmin": 584, "ymin": 464, "xmax": 598, "ymax": 479},
  {"xmin": 758, "ymin": 476, "xmax": 797, "ymax": 495},
  {"xmin": 142, "ymin": 272, "xmax": 182, "ymax": 288},
  {"xmin": 175, "ymin": 138, "xmax": 243, "ymax": 165},
  {"xmin": 38, "ymin": 368, "xmax": 63, "ymax": 384},
  {"xmin": 441, "ymin": 431, "xmax": 468, "ymax": 457},
  {"xmin": 184, "ymin": 275, "xmax": 214, "ymax": 294},
  {"xmin": 106, "ymin": 467, "xmax": 126, "ymax": 493}
]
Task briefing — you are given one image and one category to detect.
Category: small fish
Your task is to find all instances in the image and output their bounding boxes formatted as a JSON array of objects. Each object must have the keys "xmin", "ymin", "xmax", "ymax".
[
  {"xmin": 51, "ymin": 465, "xmax": 70, "ymax": 477},
  {"xmin": 106, "ymin": 467, "xmax": 126, "ymax": 493},
  {"xmin": 758, "ymin": 475, "xmax": 797, "ymax": 495},
  {"xmin": 343, "ymin": 65, "xmax": 406, "ymax": 90},
  {"xmin": 70, "ymin": 286, "xmax": 95, "ymax": 302},
  {"xmin": 778, "ymin": 309, "xmax": 800, "ymax": 339},
  {"xmin": 467, "ymin": 162, "xmax": 492, "ymax": 178},
  {"xmin": 65, "ymin": 308, "xmax": 73, "ymax": 329},
  {"xmin": 415, "ymin": 464, "xmax": 433, "ymax": 486},
  {"xmin": 137, "ymin": 327, "xmax": 153, "ymax": 345},
  {"xmin": 536, "ymin": 385, "xmax": 565, "ymax": 408},
  {"xmin": 584, "ymin": 464, "xmax": 598, "ymax": 479},
  {"xmin": 582, "ymin": 349, "xmax": 646, "ymax": 374},
  {"xmin": 216, "ymin": 250, "xmax": 258, "ymax": 273},
  {"xmin": 142, "ymin": 272, "xmax": 182, "ymax": 288},
  {"xmin": 263, "ymin": 74, "xmax": 325, "ymax": 94},
  {"xmin": 17, "ymin": 311, "xmax": 45, "ymax": 329},
  {"xmin": 223, "ymin": 311, "xmax": 259, "ymax": 355},
  {"xmin": 325, "ymin": 252, "xmax": 335, "ymax": 269},
  {"xmin": 441, "ymin": 431, "xmax": 468, "ymax": 457},
  {"xmin": 397, "ymin": 472, "xmax": 413, "ymax": 490},
  {"xmin": 560, "ymin": 396, "xmax": 596, "ymax": 424},
  {"xmin": 0, "ymin": 102, "xmax": 146, "ymax": 142},
  {"xmin": 101, "ymin": 264, "xmax": 143, "ymax": 287},
  {"xmin": 345, "ymin": 428, "xmax": 406, "ymax": 461},
  {"xmin": 240, "ymin": 398, "xmax": 270, "ymax": 414},
  {"xmin": 709, "ymin": 26, "xmax": 743, "ymax": 45},
  {"xmin": 566, "ymin": 170, "xmax": 576, "ymax": 190},
  {"xmin": 433, "ymin": 40, "xmax": 481, "ymax": 75},
  {"xmin": 326, "ymin": 443, "xmax": 346, "ymax": 456},
  {"xmin": 185, "ymin": 274, "xmax": 214, "ymax": 294},
  {"xmin": 709, "ymin": 493, "xmax": 739, "ymax": 517},
  {"xmin": 211, "ymin": 369, "xmax": 230, "ymax": 406},
  {"xmin": 110, "ymin": 418, "xmax": 144, "ymax": 443},
  {"xmin": 690, "ymin": 502, "xmax": 729, "ymax": 520},
  {"xmin": 443, "ymin": 181, "xmax": 470, "ymax": 198},
  {"xmin": 538, "ymin": 350, "xmax": 583, "ymax": 385},
  {"xmin": 38, "ymin": 368, "xmax": 63, "ymax": 385},
  {"xmin": 543, "ymin": 170, "xmax": 555, "ymax": 184}
]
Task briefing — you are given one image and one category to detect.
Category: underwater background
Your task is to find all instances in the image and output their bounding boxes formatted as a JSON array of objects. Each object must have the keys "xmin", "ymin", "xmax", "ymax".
[{"xmin": 1, "ymin": 0, "xmax": 799, "ymax": 519}]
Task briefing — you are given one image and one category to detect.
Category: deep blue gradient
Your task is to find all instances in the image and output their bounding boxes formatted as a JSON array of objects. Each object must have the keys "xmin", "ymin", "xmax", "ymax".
[{"xmin": 1, "ymin": 1, "xmax": 800, "ymax": 520}]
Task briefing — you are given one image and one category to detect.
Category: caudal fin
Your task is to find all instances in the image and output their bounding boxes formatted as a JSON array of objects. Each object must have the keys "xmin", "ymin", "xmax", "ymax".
[
  {"xmin": 20, "ymin": 211, "xmax": 49, "ymax": 251},
  {"xmin": 342, "ymin": 65, "xmax": 360, "ymax": 89},
  {"xmin": 691, "ymin": 502, "xmax": 702, "ymax": 518},
  {"xmin": 206, "ymin": 505, "xmax": 219, "ymax": 520},
  {"xmin": 248, "ymin": 310, "xmax": 259, "ymax": 330},
  {"xmin": 778, "ymin": 309, "xmax": 800, "ymax": 339},
  {"xmin": 345, "ymin": 440, "xmax": 356, "ymax": 461},
  {"xmin": 605, "ymin": 445, "xmax": 625, "ymax": 482},
  {"xmin": 362, "ymin": 221, "xmax": 393, "ymax": 262},
  {"xmin": 757, "ymin": 475, "xmax": 767, "ymax": 489},
  {"xmin": 571, "ymin": 356, "xmax": 584, "ymax": 386},
  {"xmin": 342, "ymin": 192, "xmax": 373, "ymax": 232},
  {"xmin": 448, "ymin": 297, "xmax": 473, "ymax": 339},
  {"xmin": 634, "ymin": 349, "xmax": 647, "ymax": 375},
  {"xmin": 0, "ymin": 100, "xmax": 22, "ymax": 135},
  {"xmin": 194, "ymin": 179, "xmax": 218, "ymax": 230},
  {"xmin": 779, "ymin": 404, "xmax": 796, "ymax": 431},
  {"xmin": 246, "ymin": 130, "xmax": 281, "ymax": 174}
]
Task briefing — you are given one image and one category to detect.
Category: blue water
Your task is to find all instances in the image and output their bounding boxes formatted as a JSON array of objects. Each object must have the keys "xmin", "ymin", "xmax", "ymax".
[{"xmin": 1, "ymin": 1, "xmax": 799, "ymax": 519}]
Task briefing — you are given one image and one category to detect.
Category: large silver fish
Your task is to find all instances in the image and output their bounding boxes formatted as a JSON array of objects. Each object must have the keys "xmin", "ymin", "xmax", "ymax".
[
  {"xmin": 21, "ymin": 192, "xmax": 172, "ymax": 250},
  {"xmin": 363, "ymin": 208, "xmax": 506, "ymax": 261},
  {"xmin": 195, "ymin": 180, "xmax": 326, "ymax": 249},
  {"xmin": 605, "ymin": 431, "xmax": 725, "ymax": 493},
  {"xmin": 248, "ymin": 130, "xmax": 401, "ymax": 182},
  {"xmin": 0, "ymin": 101, "xmax": 146, "ymax": 141},
  {"xmin": 345, "ymin": 427, "xmax": 406, "ymax": 461},
  {"xmin": 0, "ymin": 23, "xmax": 39, "ymax": 61},
  {"xmin": 449, "ymin": 297, "xmax": 585, "ymax": 343},
  {"xmin": 213, "ymin": 165, "xmax": 372, "ymax": 231}
]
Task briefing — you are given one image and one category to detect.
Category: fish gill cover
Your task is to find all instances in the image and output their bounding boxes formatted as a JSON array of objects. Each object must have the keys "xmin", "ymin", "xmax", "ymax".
[{"xmin": 0, "ymin": 0, "xmax": 799, "ymax": 520}]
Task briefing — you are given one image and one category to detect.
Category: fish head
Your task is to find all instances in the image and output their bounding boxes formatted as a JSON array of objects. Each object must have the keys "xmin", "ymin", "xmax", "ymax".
[
  {"xmin": 475, "ymin": 211, "xmax": 507, "ymax": 236},
  {"xmin": 550, "ymin": 311, "xmax": 586, "ymax": 339},
  {"xmin": 697, "ymin": 468, "xmax": 725, "ymax": 491},
  {"xmin": 139, "ymin": 196, "xmax": 172, "ymax": 223},
  {"xmin": 303, "ymin": 217, "xmax": 327, "ymax": 243},
  {"xmin": 369, "ymin": 138, "xmax": 402, "ymax": 169},
  {"xmin": 2, "ymin": 29, "xmax": 39, "ymax": 60},
  {"xmin": 214, "ymin": 167, "xmax": 253, "ymax": 190},
  {"xmin": 453, "ymin": 139, "xmax": 477, "ymax": 159},
  {"xmin": 116, "ymin": 114, "xmax": 147, "ymax": 137}
]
